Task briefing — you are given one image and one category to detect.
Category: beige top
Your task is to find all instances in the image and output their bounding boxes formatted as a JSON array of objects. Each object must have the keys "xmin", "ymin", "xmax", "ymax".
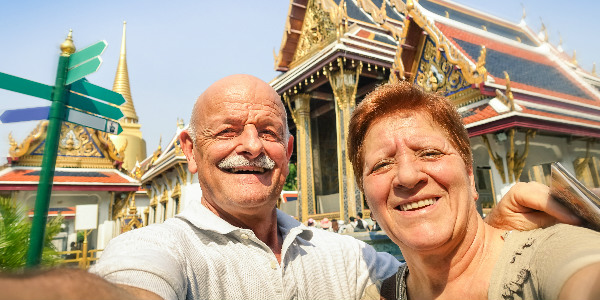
[
  {"xmin": 362, "ymin": 224, "xmax": 600, "ymax": 300},
  {"xmin": 489, "ymin": 224, "xmax": 600, "ymax": 300}
]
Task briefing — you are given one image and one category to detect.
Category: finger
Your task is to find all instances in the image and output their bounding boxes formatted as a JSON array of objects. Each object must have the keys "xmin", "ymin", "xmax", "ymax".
[
  {"xmin": 543, "ymin": 196, "xmax": 583, "ymax": 225},
  {"xmin": 515, "ymin": 182, "xmax": 582, "ymax": 225}
]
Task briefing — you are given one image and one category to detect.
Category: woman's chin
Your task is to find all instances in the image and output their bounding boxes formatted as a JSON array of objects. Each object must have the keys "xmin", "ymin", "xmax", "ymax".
[{"xmin": 393, "ymin": 228, "xmax": 453, "ymax": 254}]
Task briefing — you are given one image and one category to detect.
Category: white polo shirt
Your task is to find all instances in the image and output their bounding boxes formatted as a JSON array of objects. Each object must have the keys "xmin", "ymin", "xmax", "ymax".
[{"xmin": 91, "ymin": 200, "xmax": 400, "ymax": 300}]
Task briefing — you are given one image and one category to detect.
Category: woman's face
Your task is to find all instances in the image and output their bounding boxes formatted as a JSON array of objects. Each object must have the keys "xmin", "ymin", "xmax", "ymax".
[{"xmin": 361, "ymin": 113, "xmax": 478, "ymax": 253}]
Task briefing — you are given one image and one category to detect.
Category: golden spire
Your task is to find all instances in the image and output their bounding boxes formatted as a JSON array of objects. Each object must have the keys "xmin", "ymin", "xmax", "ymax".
[
  {"xmin": 60, "ymin": 29, "xmax": 76, "ymax": 56},
  {"xmin": 113, "ymin": 21, "xmax": 139, "ymax": 122},
  {"xmin": 593, "ymin": 63, "xmax": 597, "ymax": 76}
]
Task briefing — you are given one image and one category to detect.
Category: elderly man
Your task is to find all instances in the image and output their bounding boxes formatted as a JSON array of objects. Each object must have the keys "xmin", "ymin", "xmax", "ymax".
[{"xmin": 0, "ymin": 75, "xmax": 581, "ymax": 300}]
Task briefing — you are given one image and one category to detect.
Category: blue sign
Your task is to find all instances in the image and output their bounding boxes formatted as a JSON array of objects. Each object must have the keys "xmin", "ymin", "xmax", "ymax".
[{"xmin": 0, "ymin": 106, "xmax": 50, "ymax": 123}]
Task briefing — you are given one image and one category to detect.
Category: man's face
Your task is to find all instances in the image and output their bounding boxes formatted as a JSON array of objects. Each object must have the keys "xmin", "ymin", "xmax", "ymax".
[{"xmin": 181, "ymin": 75, "xmax": 293, "ymax": 218}]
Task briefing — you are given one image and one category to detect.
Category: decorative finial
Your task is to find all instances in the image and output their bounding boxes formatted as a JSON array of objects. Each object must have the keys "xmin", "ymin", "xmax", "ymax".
[
  {"xmin": 503, "ymin": 71, "xmax": 515, "ymax": 111},
  {"xmin": 520, "ymin": 4, "xmax": 526, "ymax": 22},
  {"xmin": 538, "ymin": 18, "xmax": 548, "ymax": 42},
  {"xmin": 593, "ymin": 63, "xmax": 597, "ymax": 76},
  {"xmin": 572, "ymin": 50, "xmax": 578, "ymax": 65},
  {"xmin": 557, "ymin": 32, "xmax": 564, "ymax": 52},
  {"xmin": 60, "ymin": 29, "xmax": 76, "ymax": 56}
]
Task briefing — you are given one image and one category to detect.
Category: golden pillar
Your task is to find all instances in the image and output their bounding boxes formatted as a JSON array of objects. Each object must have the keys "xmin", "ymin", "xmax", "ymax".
[
  {"xmin": 327, "ymin": 58, "xmax": 362, "ymax": 221},
  {"xmin": 289, "ymin": 93, "xmax": 317, "ymax": 221}
]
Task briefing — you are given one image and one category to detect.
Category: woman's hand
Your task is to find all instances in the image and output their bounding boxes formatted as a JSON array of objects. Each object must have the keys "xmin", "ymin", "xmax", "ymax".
[{"xmin": 484, "ymin": 182, "xmax": 582, "ymax": 230}]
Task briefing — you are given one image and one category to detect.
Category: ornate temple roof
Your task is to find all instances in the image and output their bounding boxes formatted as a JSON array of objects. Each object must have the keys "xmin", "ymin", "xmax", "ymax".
[
  {"xmin": 273, "ymin": 0, "xmax": 600, "ymax": 139},
  {"xmin": 6, "ymin": 121, "xmax": 125, "ymax": 169},
  {"xmin": 0, "ymin": 167, "xmax": 139, "ymax": 191},
  {"xmin": 138, "ymin": 120, "xmax": 187, "ymax": 183}
]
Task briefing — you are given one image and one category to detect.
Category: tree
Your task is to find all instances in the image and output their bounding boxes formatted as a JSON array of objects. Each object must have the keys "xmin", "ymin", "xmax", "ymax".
[
  {"xmin": 283, "ymin": 163, "xmax": 298, "ymax": 191},
  {"xmin": 0, "ymin": 196, "xmax": 63, "ymax": 271}
]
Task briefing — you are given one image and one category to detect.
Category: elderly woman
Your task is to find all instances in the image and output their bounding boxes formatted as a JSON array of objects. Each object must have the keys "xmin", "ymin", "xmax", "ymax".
[{"xmin": 349, "ymin": 81, "xmax": 600, "ymax": 300}]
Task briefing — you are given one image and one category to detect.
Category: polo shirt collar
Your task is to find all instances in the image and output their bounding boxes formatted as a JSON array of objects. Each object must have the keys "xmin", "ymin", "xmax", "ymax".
[{"xmin": 178, "ymin": 199, "xmax": 313, "ymax": 241}]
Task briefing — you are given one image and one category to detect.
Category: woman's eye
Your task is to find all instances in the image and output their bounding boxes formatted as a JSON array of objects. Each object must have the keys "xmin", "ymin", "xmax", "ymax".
[
  {"xmin": 419, "ymin": 149, "xmax": 443, "ymax": 159},
  {"xmin": 371, "ymin": 160, "xmax": 393, "ymax": 173}
]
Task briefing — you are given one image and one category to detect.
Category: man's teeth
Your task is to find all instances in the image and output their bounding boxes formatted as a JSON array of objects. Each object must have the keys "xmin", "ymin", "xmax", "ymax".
[
  {"xmin": 230, "ymin": 167, "xmax": 265, "ymax": 173},
  {"xmin": 400, "ymin": 198, "xmax": 437, "ymax": 211}
]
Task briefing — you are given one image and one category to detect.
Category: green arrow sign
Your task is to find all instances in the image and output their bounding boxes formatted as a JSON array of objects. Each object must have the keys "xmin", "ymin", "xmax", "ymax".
[
  {"xmin": 67, "ymin": 91, "xmax": 124, "ymax": 120},
  {"xmin": 68, "ymin": 40, "xmax": 107, "ymax": 69},
  {"xmin": 70, "ymin": 79, "xmax": 125, "ymax": 105},
  {"xmin": 65, "ymin": 57, "xmax": 102, "ymax": 85},
  {"xmin": 0, "ymin": 72, "xmax": 52, "ymax": 100},
  {"xmin": 66, "ymin": 108, "xmax": 122, "ymax": 134}
]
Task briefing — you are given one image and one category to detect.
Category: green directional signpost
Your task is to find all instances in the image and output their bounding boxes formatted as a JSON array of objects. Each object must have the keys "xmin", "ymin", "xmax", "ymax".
[{"xmin": 0, "ymin": 30, "xmax": 125, "ymax": 267}]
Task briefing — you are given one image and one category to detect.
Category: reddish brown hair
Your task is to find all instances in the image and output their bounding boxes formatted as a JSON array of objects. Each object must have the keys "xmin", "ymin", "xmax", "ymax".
[{"xmin": 347, "ymin": 81, "xmax": 472, "ymax": 190}]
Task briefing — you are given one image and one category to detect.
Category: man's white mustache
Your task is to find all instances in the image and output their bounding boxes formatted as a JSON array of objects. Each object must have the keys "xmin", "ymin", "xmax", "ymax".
[{"xmin": 218, "ymin": 154, "xmax": 276, "ymax": 170}]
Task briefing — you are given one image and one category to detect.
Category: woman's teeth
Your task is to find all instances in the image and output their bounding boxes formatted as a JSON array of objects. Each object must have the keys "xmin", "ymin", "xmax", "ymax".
[{"xmin": 400, "ymin": 198, "xmax": 437, "ymax": 211}]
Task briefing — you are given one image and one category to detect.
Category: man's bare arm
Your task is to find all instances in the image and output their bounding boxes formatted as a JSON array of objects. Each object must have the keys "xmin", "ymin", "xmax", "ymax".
[
  {"xmin": 0, "ymin": 268, "xmax": 163, "ymax": 300},
  {"xmin": 484, "ymin": 182, "xmax": 582, "ymax": 230}
]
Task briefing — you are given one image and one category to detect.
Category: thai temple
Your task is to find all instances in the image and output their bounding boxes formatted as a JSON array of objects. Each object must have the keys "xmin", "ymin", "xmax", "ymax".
[
  {"xmin": 0, "ymin": 22, "xmax": 148, "ymax": 253},
  {"xmin": 1, "ymin": 0, "xmax": 599, "ymax": 260},
  {"xmin": 269, "ymin": 0, "xmax": 600, "ymax": 222}
]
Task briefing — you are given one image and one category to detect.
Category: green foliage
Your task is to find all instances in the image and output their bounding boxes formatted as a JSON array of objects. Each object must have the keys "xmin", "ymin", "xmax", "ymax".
[
  {"xmin": 283, "ymin": 163, "xmax": 298, "ymax": 191},
  {"xmin": 0, "ymin": 196, "xmax": 63, "ymax": 271}
]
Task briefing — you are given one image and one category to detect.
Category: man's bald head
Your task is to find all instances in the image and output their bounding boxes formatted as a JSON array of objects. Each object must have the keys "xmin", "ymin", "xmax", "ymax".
[{"xmin": 187, "ymin": 74, "xmax": 289, "ymax": 143}]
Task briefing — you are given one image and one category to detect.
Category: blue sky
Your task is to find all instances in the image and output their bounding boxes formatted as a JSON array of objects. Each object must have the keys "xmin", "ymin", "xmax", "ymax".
[{"xmin": 0, "ymin": 0, "xmax": 598, "ymax": 165}]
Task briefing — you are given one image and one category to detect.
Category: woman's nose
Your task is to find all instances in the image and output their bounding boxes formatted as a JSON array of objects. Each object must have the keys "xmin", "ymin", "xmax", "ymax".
[{"xmin": 392, "ymin": 156, "xmax": 426, "ymax": 190}]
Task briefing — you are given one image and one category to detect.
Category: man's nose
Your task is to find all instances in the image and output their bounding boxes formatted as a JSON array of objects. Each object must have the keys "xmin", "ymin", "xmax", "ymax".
[
  {"xmin": 235, "ymin": 125, "xmax": 263, "ymax": 158},
  {"xmin": 392, "ymin": 156, "xmax": 426, "ymax": 190}
]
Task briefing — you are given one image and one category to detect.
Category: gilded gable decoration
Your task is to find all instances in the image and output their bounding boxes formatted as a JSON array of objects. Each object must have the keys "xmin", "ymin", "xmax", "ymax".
[
  {"xmin": 415, "ymin": 37, "xmax": 471, "ymax": 95},
  {"xmin": 502, "ymin": 72, "xmax": 516, "ymax": 111},
  {"xmin": 292, "ymin": 0, "xmax": 340, "ymax": 66},
  {"xmin": 8, "ymin": 121, "xmax": 47, "ymax": 159},
  {"xmin": 8, "ymin": 121, "xmax": 125, "ymax": 169},
  {"xmin": 389, "ymin": 0, "xmax": 408, "ymax": 15},
  {"xmin": 357, "ymin": 0, "xmax": 386, "ymax": 24},
  {"xmin": 405, "ymin": 0, "xmax": 487, "ymax": 84}
]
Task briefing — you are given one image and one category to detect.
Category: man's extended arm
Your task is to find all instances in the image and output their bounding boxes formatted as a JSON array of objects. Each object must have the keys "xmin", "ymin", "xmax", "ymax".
[
  {"xmin": 484, "ymin": 181, "xmax": 582, "ymax": 230},
  {"xmin": 0, "ymin": 268, "xmax": 163, "ymax": 300}
]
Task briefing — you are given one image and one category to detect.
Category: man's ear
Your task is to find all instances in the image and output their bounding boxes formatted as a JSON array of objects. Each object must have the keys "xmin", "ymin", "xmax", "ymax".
[
  {"xmin": 179, "ymin": 130, "xmax": 198, "ymax": 174},
  {"xmin": 468, "ymin": 167, "xmax": 479, "ymax": 202}
]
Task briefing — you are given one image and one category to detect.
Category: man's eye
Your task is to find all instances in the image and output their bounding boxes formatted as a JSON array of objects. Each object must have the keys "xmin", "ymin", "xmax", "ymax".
[
  {"xmin": 218, "ymin": 129, "xmax": 237, "ymax": 138},
  {"xmin": 260, "ymin": 130, "xmax": 280, "ymax": 141}
]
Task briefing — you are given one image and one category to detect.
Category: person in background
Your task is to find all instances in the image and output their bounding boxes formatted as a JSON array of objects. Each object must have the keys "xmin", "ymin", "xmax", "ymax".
[
  {"xmin": 357, "ymin": 212, "xmax": 370, "ymax": 231},
  {"xmin": 320, "ymin": 218, "xmax": 332, "ymax": 231},
  {"xmin": 370, "ymin": 216, "xmax": 382, "ymax": 232},
  {"xmin": 331, "ymin": 218, "xmax": 340, "ymax": 233}
]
